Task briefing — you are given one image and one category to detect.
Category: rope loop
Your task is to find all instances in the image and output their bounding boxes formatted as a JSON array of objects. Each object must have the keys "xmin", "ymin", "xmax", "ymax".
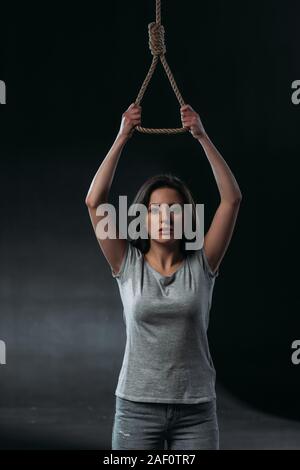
[{"xmin": 133, "ymin": 0, "xmax": 187, "ymax": 135}]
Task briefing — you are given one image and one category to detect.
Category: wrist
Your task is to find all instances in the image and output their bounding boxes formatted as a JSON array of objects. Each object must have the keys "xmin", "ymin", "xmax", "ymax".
[
  {"xmin": 116, "ymin": 132, "xmax": 130, "ymax": 145},
  {"xmin": 196, "ymin": 131, "xmax": 209, "ymax": 144}
]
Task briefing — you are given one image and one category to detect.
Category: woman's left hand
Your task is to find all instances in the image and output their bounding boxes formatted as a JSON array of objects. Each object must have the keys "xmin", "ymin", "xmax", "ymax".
[{"xmin": 180, "ymin": 104, "xmax": 206, "ymax": 139}]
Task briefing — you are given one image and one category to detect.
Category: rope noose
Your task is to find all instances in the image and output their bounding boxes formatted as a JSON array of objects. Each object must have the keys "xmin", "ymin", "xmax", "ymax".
[{"xmin": 134, "ymin": 0, "xmax": 188, "ymax": 135}]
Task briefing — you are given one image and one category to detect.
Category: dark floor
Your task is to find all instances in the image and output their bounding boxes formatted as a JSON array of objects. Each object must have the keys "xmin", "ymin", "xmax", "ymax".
[{"xmin": 1, "ymin": 384, "xmax": 300, "ymax": 450}]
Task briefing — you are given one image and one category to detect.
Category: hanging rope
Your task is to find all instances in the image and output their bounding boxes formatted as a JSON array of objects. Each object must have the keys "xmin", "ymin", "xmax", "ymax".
[{"xmin": 134, "ymin": 0, "xmax": 188, "ymax": 135}]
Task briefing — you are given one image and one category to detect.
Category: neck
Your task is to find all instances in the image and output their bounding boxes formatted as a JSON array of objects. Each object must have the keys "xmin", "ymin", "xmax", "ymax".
[{"xmin": 145, "ymin": 241, "xmax": 184, "ymax": 269}]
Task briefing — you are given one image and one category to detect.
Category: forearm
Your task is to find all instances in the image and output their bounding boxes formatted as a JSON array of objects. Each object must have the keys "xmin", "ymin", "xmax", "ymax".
[
  {"xmin": 85, "ymin": 133, "xmax": 129, "ymax": 207},
  {"xmin": 197, "ymin": 133, "xmax": 242, "ymax": 204}
]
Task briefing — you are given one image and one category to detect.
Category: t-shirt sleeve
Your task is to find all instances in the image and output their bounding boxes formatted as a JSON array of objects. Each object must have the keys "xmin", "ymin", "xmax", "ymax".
[
  {"xmin": 110, "ymin": 241, "xmax": 138, "ymax": 281},
  {"xmin": 194, "ymin": 246, "xmax": 219, "ymax": 280}
]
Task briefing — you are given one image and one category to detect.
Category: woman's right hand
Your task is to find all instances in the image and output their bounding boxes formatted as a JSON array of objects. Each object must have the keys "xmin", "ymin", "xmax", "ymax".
[{"xmin": 117, "ymin": 103, "xmax": 142, "ymax": 140}]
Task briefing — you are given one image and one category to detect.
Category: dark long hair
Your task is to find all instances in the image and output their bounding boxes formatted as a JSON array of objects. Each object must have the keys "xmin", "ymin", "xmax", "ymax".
[{"xmin": 128, "ymin": 173, "xmax": 199, "ymax": 255}]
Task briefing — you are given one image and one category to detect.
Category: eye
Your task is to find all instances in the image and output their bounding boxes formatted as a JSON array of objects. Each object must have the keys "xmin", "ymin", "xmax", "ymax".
[
  {"xmin": 170, "ymin": 204, "xmax": 182, "ymax": 214},
  {"xmin": 149, "ymin": 205, "xmax": 160, "ymax": 214}
]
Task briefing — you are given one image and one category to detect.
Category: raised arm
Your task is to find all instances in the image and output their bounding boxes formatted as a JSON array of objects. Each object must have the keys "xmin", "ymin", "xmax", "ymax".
[
  {"xmin": 181, "ymin": 104, "xmax": 243, "ymax": 275},
  {"xmin": 85, "ymin": 103, "xmax": 142, "ymax": 275}
]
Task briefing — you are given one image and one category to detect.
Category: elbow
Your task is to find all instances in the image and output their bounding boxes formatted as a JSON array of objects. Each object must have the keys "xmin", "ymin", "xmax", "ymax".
[
  {"xmin": 232, "ymin": 188, "xmax": 243, "ymax": 205},
  {"xmin": 85, "ymin": 196, "xmax": 97, "ymax": 208},
  {"xmin": 222, "ymin": 193, "xmax": 243, "ymax": 207},
  {"xmin": 232, "ymin": 195, "xmax": 243, "ymax": 207},
  {"xmin": 234, "ymin": 193, "xmax": 243, "ymax": 204},
  {"xmin": 85, "ymin": 193, "xmax": 109, "ymax": 208}
]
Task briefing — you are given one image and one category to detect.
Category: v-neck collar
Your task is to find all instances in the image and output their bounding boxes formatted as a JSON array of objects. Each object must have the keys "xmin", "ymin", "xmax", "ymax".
[{"xmin": 143, "ymin": 255, "xmax": 186, "ymax": 279}]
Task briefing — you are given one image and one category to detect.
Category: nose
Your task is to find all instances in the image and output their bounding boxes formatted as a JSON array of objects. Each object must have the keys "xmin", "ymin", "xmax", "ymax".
[{"xmin": 160, "ymin": 207, "xmax": 173, "ymax": 227}]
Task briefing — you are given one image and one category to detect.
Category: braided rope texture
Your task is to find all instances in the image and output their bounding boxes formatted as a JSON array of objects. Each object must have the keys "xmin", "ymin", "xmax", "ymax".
[{"xmin": 134, "ymin": 0, "xmax": 187, "ymax": 135}]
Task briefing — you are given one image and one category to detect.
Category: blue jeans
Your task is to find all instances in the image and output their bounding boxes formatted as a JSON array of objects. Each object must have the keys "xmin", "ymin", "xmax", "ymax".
[{"xmin": 111, "ymin": 396, "xmax": 219, "ymax": 450}]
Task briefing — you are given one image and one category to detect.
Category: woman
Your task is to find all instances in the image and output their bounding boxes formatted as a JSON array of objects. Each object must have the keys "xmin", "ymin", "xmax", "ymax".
[{"xmin": 85, "ymin": 103, "xmax": 242, "ymax": 450}]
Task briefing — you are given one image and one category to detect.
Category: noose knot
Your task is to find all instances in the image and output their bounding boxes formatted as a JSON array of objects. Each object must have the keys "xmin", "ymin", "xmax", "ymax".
[{"xmin": 148, "ymin": 22, "xmax": 166, "ymax": 56}]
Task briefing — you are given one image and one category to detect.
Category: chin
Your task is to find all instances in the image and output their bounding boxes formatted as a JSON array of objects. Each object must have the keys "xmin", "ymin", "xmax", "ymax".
[{"xmin": 156, "ymin": 236, "xmax": 177, "ymax": 245}]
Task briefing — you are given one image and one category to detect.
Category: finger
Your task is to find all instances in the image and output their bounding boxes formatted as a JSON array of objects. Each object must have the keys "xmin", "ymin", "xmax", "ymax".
[
  {"xmin": 128, "ymin": 103, "xmax": 141, "ymax": 111},
  {"xmin": 130, "ymin": 108, "xmax": 142, "ymax": 114},
  {"xmin": 127, "ymin": 114, "xmax": 141, "ymax": 121},
  {"xmin": 180, "ymin": 110, "xmax": 192, "ymax": 117},
  {"xmin": 180, "ymin": 104, "xmax": 193, "ymax": 111},
  {"xmin": 130, "ymin": 110, "xmax": 142, "ymax": 117}
]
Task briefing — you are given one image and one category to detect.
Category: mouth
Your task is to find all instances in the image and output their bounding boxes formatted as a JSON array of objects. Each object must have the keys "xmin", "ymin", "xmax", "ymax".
[{"xmin": 159, "ymin": 227, "xmax": 174, "ymax": 233}]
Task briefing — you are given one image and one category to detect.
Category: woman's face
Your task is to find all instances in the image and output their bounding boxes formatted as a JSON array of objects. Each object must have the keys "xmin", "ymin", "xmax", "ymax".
[{"xmin": 145, "ymin": 187, "xmax": 185, "ymax": 245}]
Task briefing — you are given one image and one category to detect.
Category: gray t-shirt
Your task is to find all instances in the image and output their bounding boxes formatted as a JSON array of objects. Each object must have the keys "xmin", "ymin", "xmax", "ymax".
[{"xmin": 111, "ymin": 242, "xmax": 219, "ymax": 404}]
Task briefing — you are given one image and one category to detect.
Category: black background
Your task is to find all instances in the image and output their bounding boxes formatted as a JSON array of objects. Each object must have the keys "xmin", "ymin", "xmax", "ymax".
[{"xmin": 0, "ymin": 0, "xmax": 300, "ymax": 448}]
